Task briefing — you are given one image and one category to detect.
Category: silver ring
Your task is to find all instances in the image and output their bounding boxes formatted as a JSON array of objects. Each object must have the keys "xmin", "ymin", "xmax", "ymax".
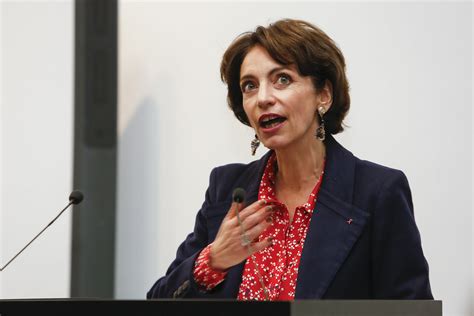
[{"xmin": 241, "ymin": 234, "xmax": 251, "ymax": 247}]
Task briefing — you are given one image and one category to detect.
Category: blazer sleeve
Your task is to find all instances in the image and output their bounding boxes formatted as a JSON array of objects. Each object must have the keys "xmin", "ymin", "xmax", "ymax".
[
  {"xmin": 371, "ymin": 170, "xmax": 433, "ymax": 299},
  {"xmin": 146, "ymin": 168, "xmax": 217, "ymax": 299}
]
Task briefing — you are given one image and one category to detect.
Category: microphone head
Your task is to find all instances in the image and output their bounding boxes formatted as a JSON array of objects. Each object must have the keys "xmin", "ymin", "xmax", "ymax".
[
  {"xmin": 69, "ymin": 190, "xmax": 84, "ymax": 205},
  {"xmin": 232, "ymin": 188, "xmax": 246, "ymax": 203}
]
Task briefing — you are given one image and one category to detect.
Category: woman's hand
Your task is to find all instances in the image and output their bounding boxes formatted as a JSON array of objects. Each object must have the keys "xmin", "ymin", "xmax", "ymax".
[{"xmin": 209, "ymin": 199, "xmax": 274, "ymax": 271}]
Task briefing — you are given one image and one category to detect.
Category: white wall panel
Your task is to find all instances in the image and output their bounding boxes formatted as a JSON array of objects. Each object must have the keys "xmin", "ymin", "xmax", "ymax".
[
  {"xmin": 118, "ymin": 2, "xmax": 472, "ymax": 315},
  {"xmin": 0, "ymin": 1, "xmax": 74, "ymax": 298}
]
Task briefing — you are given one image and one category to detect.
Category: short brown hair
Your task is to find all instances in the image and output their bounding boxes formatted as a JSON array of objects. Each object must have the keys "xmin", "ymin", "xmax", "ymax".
[{"xmin": 220, "ymin": 19, "xmax": 350, "ymax": 134}]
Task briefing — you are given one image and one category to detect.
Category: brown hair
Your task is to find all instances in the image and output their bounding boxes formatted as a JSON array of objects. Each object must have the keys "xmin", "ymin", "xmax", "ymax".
[{"xmin": 220, "ymin": 19, "xmax": 350, "ymax": 134}]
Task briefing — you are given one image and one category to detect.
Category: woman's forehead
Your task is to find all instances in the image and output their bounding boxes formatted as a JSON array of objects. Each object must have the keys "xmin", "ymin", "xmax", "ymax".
[{"xmin": 240, "ymin": 46, "xmax": 297, "ymax": 79}]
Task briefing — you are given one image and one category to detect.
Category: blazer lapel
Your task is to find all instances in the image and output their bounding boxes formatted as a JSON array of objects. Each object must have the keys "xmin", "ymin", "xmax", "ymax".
[
  {"xmin": 243, "ymin": 150, "xmax": 273, "ymax": 205},
  {"xmin": 295, "ymin": 135, "xmax": 370, "ymax": 299}
]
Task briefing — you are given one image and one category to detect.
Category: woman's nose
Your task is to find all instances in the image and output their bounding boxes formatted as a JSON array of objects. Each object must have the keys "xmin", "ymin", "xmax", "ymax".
[{"xmin": 257, "ymin": 83, "xmax": 276, "ymax": 108}]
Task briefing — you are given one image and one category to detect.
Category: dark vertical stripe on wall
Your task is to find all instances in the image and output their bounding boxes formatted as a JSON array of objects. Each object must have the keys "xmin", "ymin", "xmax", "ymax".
[{"xmin": 71, "ymin": 0, "xmax": 117, "ymax": 298}]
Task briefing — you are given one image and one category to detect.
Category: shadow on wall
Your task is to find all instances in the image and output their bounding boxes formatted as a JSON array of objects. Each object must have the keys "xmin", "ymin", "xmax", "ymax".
[{"xmin": 116, "ymin": 97, "xmax": 159, "ymax": 298}]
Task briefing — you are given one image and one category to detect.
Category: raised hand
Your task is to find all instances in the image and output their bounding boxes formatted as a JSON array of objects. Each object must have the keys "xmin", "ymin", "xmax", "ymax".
[{"xmin": 209, "ymin": 199, "xmax": 274, "ymax": 271}]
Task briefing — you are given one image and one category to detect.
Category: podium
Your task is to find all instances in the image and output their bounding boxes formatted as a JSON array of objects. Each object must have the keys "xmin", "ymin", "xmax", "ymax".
[{"xmin": 0, "ymin": 299, "xmax": 441, "ymax": 316}]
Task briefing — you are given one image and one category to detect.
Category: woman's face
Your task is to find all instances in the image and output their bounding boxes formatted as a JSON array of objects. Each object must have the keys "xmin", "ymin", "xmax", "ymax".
[{"xmin": 240, "ymin": 45, "xmax": 329, "ymax": 151}]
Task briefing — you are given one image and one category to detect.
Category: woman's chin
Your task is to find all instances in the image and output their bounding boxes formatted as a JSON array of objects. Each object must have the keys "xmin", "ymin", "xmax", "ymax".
[
  {"xmin": 261, "ymin": 134, "xmax": 315, "ymax": 153},
  {"xmin": 261, "ymin": 140, "xmax": 291, "ymax": 152}
]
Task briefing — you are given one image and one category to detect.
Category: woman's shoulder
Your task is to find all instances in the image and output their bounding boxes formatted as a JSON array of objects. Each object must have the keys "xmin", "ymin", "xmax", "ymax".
[
  {"xmin": 210, "ymin": 151, "xmax": 271, "ymax": 181},
  {"xmin": 211, "ymin": 162, "xmax": 257, "ymax": 178},
  {"xmin": 329, "ymin": 136, "xmax": 409, "ymax": 189},
  {"xmin": 205, "ymin": 152, "xmax": 271, "ymax": 204},
  {"xmin": 354, "ymin": 157, "xmax": 407, "ymax": 181},
  {"xmin": 352, "ymin": 156, "xmax": 412, "ymax": 204}
]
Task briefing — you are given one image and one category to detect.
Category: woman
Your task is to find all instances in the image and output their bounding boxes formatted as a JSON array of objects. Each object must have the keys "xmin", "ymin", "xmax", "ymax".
[{"xmin": 147, "ymin": 19, "xmax": 433, "ymax": 300}]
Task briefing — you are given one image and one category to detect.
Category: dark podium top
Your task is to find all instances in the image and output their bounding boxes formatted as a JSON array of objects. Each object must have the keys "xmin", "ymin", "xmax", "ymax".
[{"xmin": 0, "ymin": 299, "xmax": 441, "ymax": 316}]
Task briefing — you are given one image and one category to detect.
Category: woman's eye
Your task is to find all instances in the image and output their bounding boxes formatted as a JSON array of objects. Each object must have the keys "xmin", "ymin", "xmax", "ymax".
[
  {"xmin": 276, "ymin": 74, "xmax": 291, "ymax": 85},
  {"xmin": 241, "ymin": 81, "xmax": 256, "ymax": 93}
]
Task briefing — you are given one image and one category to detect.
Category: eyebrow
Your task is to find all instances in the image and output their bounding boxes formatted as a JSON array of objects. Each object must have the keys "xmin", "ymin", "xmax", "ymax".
[{"xmin": 240, "ymin": 66, "xmax": 291, "ymax": 84}]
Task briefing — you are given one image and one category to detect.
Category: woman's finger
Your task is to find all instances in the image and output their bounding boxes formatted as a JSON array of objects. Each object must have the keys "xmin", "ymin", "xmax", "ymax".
[
  {"xmin": 243, "ymin": 214, "xmax": 273, "ymax": 243},
  {"xmin": 249, "ymin": 236, "xmax": 274, "ymax": 255},
  {"xmin": 238, "ymin": 199, "xmax": 268, "ymax": 220},
  {"xmin": 241, "ymin": 205, "xmax": 274, "ymax": 231},
  {"xmin": 223, "ymin": 200, "xmax": 244, "ymax": 221}
]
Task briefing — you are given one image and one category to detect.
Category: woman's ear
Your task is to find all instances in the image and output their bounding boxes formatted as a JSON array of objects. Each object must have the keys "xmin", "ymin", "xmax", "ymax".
[{"xmin": 318, "ymin": 80, "xmax": 333, "ymax": 111}]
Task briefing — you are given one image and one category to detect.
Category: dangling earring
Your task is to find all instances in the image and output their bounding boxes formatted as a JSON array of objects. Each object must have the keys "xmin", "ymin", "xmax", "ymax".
[
  {"xmin": 315, "ymin": 106, "xmax": 326, "ymax": 141},
  {"xmin": 251, "ymin": 134, "xmax": 260, "ymax": 156}
]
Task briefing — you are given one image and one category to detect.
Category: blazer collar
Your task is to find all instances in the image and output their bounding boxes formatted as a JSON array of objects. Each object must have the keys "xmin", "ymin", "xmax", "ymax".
[
  {"xmin": 244, "ymin": 151, "xmax": 272, "ymax": 204},
  {"xmin": 246, "ymin": 134, "xmax": 356, "ymax": 203}
]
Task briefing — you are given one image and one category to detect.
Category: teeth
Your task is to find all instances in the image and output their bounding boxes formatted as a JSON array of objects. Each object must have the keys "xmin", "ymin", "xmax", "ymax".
[
  {"xmin": 261, "ymin": 117, "xmax": 285, "ymax": 129},
  {"xmin": 261, "ymin": 115, "xmax": 281, "ymax": 123},
  {"xmin": 266, "ymin": 121, "xmax": 281, "ymax": 128}
]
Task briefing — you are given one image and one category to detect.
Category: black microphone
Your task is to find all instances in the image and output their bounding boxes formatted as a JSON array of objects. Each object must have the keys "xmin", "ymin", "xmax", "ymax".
[
  {"xmin": 231, "ymin": 188, "xmax": 249, "ymax": 246},
  {"xmin": 69, "ymin": 190, "xmax": 84, "ymax": 205},
  {"xmin": 0, "ymin": 190, "xmax": 84, "ymax": 272},
  {"xmin": 232, "ymin": 187, "xmax": 246, "ymax": 204}
]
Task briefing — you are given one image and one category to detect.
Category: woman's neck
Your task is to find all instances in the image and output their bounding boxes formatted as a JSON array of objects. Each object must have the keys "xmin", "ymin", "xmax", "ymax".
[{"xmin": 274, "ymin": 139, "xmax": 326, "ymax": 192}]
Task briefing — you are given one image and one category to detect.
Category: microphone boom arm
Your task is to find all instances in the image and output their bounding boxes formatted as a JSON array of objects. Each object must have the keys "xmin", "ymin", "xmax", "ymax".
[{"xmin": 0, "ymin": 190, "xmax": 83, "ymax": 272}]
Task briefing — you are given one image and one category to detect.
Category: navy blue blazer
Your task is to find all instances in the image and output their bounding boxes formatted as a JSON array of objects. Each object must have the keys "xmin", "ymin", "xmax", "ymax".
[{"xmin": 147, "ymin": 135, "xmax": 433, "ymax": 299}]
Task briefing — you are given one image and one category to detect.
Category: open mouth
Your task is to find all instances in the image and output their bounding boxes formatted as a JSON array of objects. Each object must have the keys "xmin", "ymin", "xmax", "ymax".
[{"xmin": 259, "ymin": 114, "xmax": 287, "ymax": 129}]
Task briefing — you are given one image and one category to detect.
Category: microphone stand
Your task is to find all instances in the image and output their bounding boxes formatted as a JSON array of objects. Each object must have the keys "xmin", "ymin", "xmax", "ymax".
[{"xmin": 0, "ymin": 191, "xmax": 83, "ymax": 272}]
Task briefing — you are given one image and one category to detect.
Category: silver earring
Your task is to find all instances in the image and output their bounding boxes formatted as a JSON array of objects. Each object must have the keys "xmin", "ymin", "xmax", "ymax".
[
  {"xmin": 251, "ymin": 134, "xmax": 260, "ymax": 156},
  {"xmin": 316, "ymin": 106, "xmax": 326, "ymax": 141}
]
